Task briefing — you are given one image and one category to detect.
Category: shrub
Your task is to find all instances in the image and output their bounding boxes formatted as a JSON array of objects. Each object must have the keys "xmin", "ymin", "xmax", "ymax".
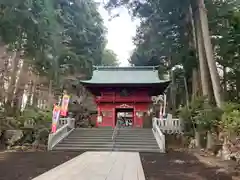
[
  {"xmin": 18, "ymin": 108, "xmax": 52, "ymax": 145},
  {"xmin": 221, "ymin": 102, "xmax": 240, "ymax": 136}
]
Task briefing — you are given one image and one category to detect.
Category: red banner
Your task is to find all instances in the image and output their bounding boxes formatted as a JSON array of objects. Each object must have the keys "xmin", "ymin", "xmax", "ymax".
[
  {"xmin": 60, "ymin": 94, "xmax": 70, "ymax": 117},
  {"xmin": 51, "ymin": 105, "xmax": 61, "ymax": 133}
]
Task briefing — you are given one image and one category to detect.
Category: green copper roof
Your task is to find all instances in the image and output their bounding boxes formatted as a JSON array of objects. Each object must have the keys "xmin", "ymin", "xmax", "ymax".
[{"xmin": 80, "ymin": 66, "xmax": 170, "ymax": 85}]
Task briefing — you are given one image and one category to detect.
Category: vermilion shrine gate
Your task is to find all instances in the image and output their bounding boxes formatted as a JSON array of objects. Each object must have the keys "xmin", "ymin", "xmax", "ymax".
[{"xmin": 80, "ymin": 66, "xmax": 170, "ymax": 128}]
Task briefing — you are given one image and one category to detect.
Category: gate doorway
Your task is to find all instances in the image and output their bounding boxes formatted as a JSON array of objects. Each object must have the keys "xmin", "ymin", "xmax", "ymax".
[{"xmin": 115, "ymin": 108, "xmax": 134, "ymax": 127}]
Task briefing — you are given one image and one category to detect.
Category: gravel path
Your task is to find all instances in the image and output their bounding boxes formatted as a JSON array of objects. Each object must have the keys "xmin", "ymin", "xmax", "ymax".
[
  {"xmin": 0, "ymin": 150, "xmax": 238, "ymax": 180},
  {"xmin": 140, "ymin": 151, "xmax": 236, "ymax": 180},
  {"xmin": 0, "ymin": 151, "xmax": 81, "ymax": 180}
]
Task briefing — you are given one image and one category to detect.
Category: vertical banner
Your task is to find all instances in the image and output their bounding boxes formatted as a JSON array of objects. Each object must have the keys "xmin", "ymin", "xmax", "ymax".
[
  {"xmin": 60, "ymin": 94, "xmax": 70, "ymax": 117},
  {"xmin": 52, "ymin": 105, "xmax": 61, "ymax": 133}
]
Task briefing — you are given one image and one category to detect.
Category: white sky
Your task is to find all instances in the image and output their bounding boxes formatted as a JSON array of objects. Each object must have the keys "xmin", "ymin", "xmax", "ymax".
[{"xmin": 96, "ymin": 2, "xmax": 139, "ymax": 66}]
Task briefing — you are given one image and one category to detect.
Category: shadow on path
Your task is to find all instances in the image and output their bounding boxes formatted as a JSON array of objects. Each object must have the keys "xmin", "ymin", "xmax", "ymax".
[
  {"xmin": 140, "ymin": 151, "xmax": 234, "ymax": 180},
  {"xmin": 0, "ymin": 151, "xmax": 82, "ymax": 180}
]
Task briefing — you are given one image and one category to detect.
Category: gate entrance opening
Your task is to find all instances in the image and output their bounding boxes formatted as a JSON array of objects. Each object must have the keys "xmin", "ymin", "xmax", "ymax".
[{"xmin": 115, "ymin": 108, "xmax": 134, "ymax": 127}]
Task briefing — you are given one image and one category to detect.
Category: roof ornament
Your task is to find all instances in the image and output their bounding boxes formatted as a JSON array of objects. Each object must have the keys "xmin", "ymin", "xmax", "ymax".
[{"xmin": 151, "ymin": 95, "xmax": 164, "ymax": 104}]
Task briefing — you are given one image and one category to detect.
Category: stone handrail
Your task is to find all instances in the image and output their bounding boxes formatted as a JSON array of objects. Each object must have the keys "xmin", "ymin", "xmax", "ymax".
[
  {"xmin": 155, "ymin": 116, "xmax": 183, "ymax": 134},
  {"xmin": 152, "ymin": 118, "xmax": 165, "ymax": 153},
  {"xmin": 48, "ymin": 118, "xmax": 75, "ymax": 150},
  {"xmin": 58, "ymin": 118, "xmax": 75, "ymax": 128}
]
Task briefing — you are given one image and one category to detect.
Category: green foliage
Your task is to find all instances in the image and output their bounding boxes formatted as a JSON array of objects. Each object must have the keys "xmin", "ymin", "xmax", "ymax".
[
  {"xmin": 101, "ymin": 49, "xmax": 119, "ymax": 66},
  {"xmin": 179, "ymin": 96, "xmax": 222, "ymax": 131},
  {"xmin": 0, "ymin": 107, "xmax": 19, "ymax": 131},
  {"xmin": 179, "ymin": 96, "xmax": 205, "ymax": 120},
  {"xmin": 178, "ymin": 106, "xmax": 192, "ymax": 122},
  {"xmin": 193, "ymin": 102, "xmax": 222, "ymax": 131},
  {"xmin": 106, "ymin": 0, "xmax": 240, "ymax": 105},
  {"xmin": 106, "ymin": 0, "xmax": 198, "ymax": 109},
  {"xmin": 18, "ymin": 108, "xmax": 51, "ymax": 126},
  {"xmin": 221, "ymin": 102, "xmax": 240, "ymax": 135},
  {"xmin": 222, "ymin": 102, "xmax": 240, "ymax": 113},
  {"xmin": 17, "ymin": 108, "xmax": 52, "ymax": 145},
  {"xmin": 0, "ymin": 0, "xmax": 107, "ymax": 84},
  {"xmin": 179, "ymin": 100, "xmax": 240, "ymax": 135}
]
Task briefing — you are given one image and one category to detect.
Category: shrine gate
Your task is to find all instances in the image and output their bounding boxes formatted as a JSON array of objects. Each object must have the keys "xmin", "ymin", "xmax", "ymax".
[{"xmin": 80, "ymin": 66, "xmax": 170, "ymax": 128}]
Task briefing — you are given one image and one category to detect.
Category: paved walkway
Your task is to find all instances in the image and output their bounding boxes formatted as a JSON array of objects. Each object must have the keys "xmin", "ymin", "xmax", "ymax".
[{"xmin": 33, "ymin": 151, "xmax": 146, "ymax": 180}]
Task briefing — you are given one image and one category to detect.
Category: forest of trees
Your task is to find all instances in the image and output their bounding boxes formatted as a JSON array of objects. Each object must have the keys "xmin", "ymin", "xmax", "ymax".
[
  {"xmin": 0, "ymin": 0, "xmax": 120, "ymax": 111},
  {"xmin": 106, "ymin": 0, "xmax": 240, "ymax": 152},
  {"xmin": 0, "ymin": 0, "xmax": 118, "ymax": 147}
]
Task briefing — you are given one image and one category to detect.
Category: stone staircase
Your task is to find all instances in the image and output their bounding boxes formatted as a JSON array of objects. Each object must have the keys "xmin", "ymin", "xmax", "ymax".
[
  {"xmin": 114, "ymin": 128, "xmax": 160, "ymax": 152},
  {"xmin": 53, "ymin": 128, "xmax": 160, "ymax": 152}
]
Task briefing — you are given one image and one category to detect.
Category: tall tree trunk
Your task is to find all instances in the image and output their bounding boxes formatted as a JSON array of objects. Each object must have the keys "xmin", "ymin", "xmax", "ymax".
[
  {"xmin": 26, "ymin": 66, "xmax": 34, "ymax": 107},
  {"xmin": 206, "ymin": 130, "xmax": 213, "ymax": 149},
  {"xmin": 192, "ymin": 0, "xmax": 212, "ymax": 148},
  {"xmin": 189, "ymin": 3, "xmax": 199, "ymax": 100},
  {"xmin": 236, "ymin": 72, "xmax": 240, "ymax": 101},
  {"xmin": 5, "ymin": 51, "xmax": 19, "ymax": 114},
  {"xmin": 32, "ymin": 73, "xmax": 40, "ymax": 108},
  {"xmin": 183, "ymin": 76, "xmax": 190, "ymax": 107},
  {"xmin": 170, "ymin": 69, "xmax": 176, "ymax": 114},
  {"xmin": 197, "ymin": 0, "xmax": 222, "ymax": 107},
  {"xmin": 189, "ymin": 2, "xmax": 197, "ymax": 49},
  {"xmin": 222, "ymin": 66, "xmax": 227, "ymax": 101},
  {"xmin": 48, "ymin": 79, "xmax": 53, "ymax": 108},
  {"xmin": 0, "ymin": 43, "xmax": 8, "ymax": 102},
  {"xmin": 26, "ymin": 80, "xmax": 33, "ymax": 106},
  {"xmin": 195, "ymin": 1, "xmax": 217, "ymax": 148},
  {"xmin": 195, "ymin": 9, "xmax": 210, "ymax": 98},
  {"xmin": 192, "ymin": 68, "xmax": 199, "ymax": 99},
  {"xmin": 6, "ymin": 51, "xmax": 22, "ymax": 108},
  {"xmin": 13, "ymin": 59, "xmax": 28, "ymax": 111}
]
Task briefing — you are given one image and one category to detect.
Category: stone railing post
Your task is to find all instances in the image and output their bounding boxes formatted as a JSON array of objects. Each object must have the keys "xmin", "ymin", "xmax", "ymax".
[
  {"xmin": 67, "ymin": 118, "xmax": 75, "ymax": 129},
  {"xmin": 48, "ymin": 118, "xmax": 75, "ymax": 150}
]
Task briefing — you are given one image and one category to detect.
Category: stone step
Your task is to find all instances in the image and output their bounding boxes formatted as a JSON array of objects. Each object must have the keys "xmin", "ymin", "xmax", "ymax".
[
  {"xmin": 72, "ymin": 130, "xmax": 113, "ymax": 132},
  {"xmin": 64, "ymin": 137, "xmax": 157, "ymax": 141},
  {"xmin": 116, "ymin": 134, "xmax": 154, "ymax": 136},
  {"xmin": 53, "ymin": 146, "xmax": 160, "ymax": 152},
  {"xmin": 71, "ymin": 131, "xmax": 113, "ymax": 134},
  {"xmin": 69, "ymin": 134, "xmax": 154, "ymax": 138},
  {"xmin": 114, "ymin": 136, "xmax": 155, "ymax": 139},
  {"xmin": 72, "ymin": 129, "xmax": 113, "ymax": 132},
  {"xmin": 115, "ymin": 139, "xmax": 156, "ymax": 142},
  {"xmin": 70, "ymin": 133, "xmax": 112, "ymax": 135},
  {"xmin": 73, "ymin": 128, "xmax": 151, "ymax": 132},
  {"xmin": 53, "ymin": 128, "xmax": 161, "ymax": 153},
  {"xmin": 69, "ymin": 133, "xmax": 112, "ymax": 135},
  {"xmin": 73, "ymin": 129, "xmax": 113, "ymax": 131},
  {"xmin": 60, "ymin": 141, "xmax": 158, "ymax": 145},
  {"xmin": 65, "ymin": 137, "xmax": 112, "ymax": 140},
  {"xmin": 63, "ymin": 138, "xmax": 156, "ymax": 143},
  {"xmin": 116, "ymin": 133, "xmax": 154, "ymax": 136},
  {"xmin": 118, "ymin": 130, "xmax": 154, "ymax": 132},
  {"xmin": 56, "ymin": 143, "xmax": 158, "ymax": 149},
  {"xmin": 62, "ymin": 138, "xmax": 112, "ymax": 142},
  {"xmin": 71, "ymin": 130, "xmax": 113, "ymax": 133},
  {"xmin": 72, "ymin": 131, "xmax": 153, "ymax": 135},
  {"xmin": 54, "ymin": 146, "xmax": 113, "ymax": 151}
]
